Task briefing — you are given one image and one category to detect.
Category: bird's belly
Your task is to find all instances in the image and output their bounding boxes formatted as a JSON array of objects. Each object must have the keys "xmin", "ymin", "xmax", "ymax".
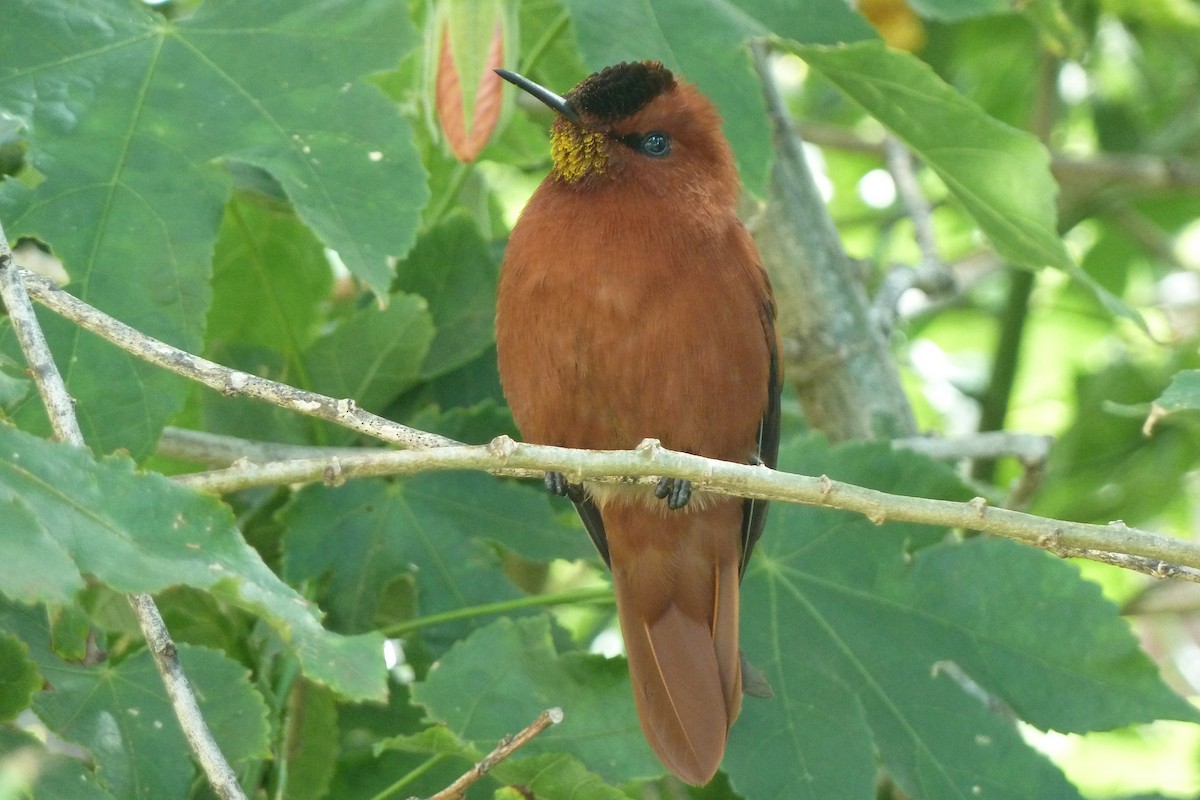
[{"xmin": 499, "ymin": 254, "xmax": 768, "ymax": 466}]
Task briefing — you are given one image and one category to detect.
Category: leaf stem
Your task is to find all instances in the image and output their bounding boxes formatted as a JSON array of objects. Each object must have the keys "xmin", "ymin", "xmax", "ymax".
[
  {"xmin": 368, "ymin": 753, "xmax": 450, "ymax": 800},
  {"xmin": 426, "ymin": 161, "xmax": 472, "ymax": 226},
  {"xmin": 384, "ymin": 585, "xmax": 613, "ymax": 637}
]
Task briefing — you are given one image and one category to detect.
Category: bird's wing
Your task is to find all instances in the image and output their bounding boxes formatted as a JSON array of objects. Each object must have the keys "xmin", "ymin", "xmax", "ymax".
[
  {"xmin": 568, "ymin": 487, "xmax": 611, "ymax": 567},
  {"xmin": 739, "ymin": 311, "xmax": 782, "ymax": 578}
]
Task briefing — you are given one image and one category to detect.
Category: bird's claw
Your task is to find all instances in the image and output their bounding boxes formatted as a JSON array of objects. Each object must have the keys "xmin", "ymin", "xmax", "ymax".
[
  {"xmin": 654, "ymin": 476, "xmax": 692, "ymax": 510},
  {"xmin": 545, "ymin": 471, "xmax": 569, "ymax": 497},
  {"xmin": 545, "ymin": 472, "xmax": 587, "ymax": 503}
]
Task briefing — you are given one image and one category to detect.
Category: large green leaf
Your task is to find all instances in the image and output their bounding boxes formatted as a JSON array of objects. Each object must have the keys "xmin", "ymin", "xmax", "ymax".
[
  {"xmin": 0, "ymin": 0, "xmax": 427, "ymax": 457},
  {"xmin": 303, "ymin": 294, "xmax": 435, "ymax": 415},
  {"xmin": 381, "ymin": 725, "xmax": 630, "ymax": 800},
  {"xmin": 0, "ymin": 629, "xmax": 40, "ymax": 722},
  {"xmin": 726, "ymin": 436, "xmax": 1198, "ymax": 799},
  {"xmin": 209, "ymin": 191, "xmax": 333, "ymax": 358},
  {"xmin": 0, "ymin": 727, "xmax": 118, "ymax": 800},
  {"xmin": 281, "ymin": 472, "xmax": 590, "ymax": 636},
  {"xmin": 790, "ymin": 41, "xmax": 1071, "ymax": 272},
  {"xmin": 1, "ymin": 601, "xmax": 267, "ymax": 800},
  {"xmin": 0, "ymin": 496, "xmax": 83, "ymax": 605},
  {"xmin": 410, "ymin": 615, "xmax": 663, "ymax": 783},
  {"xmin": 560, "ymin": 0, "xmax": 875, "ymax": 194},
  {"xmin": 394, "ymin": 213, "xmax": 499, "ymax": 381},
  {"xmin": 0, "ymin": 425, "xmax": 386, "ymax": 701}
]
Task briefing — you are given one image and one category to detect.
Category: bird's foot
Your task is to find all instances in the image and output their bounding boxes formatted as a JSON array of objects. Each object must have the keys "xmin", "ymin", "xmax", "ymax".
[
  {"xmin": 545, "ymin": 471, "xmax": 570, "ymax": 497},
  {"xmin": 545, "ymin": 471, "xmax": 587, "ymax": 503},
  {"xmin": 654, "ymin": 476, "xmax": 692, "ymax": 510}
]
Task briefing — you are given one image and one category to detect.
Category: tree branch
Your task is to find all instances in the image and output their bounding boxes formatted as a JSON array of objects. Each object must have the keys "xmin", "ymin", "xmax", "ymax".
[
  {"xmin": 161, "ymin": 433, "xmax": 1200, "ymax": 581},
  {"xmin": 17, "ymin": 266, "xmax": 456, "ymax": 450},
  {"xmin": 12, "ymin": 260, "xmax": 1196, "ymax": 582},
  {"xmin": 425, "ymin": 708, "xmax": 563, "ymax": 800},
  {"xmin": 799, "ymin": 120, "xmax": 1200, "ymax": 196},
  {"xmin": 0, "ymin": 227, "xmax": 248, "ymax": 800},
  {"xmin": 751, "ymin": 41, "xmax": 917, "ymax": 440}
]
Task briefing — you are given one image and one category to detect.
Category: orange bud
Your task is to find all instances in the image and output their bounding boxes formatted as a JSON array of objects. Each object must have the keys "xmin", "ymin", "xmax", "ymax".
[{"xmin": 429, "ymin": 0, "xmax": 515, "ymax": 163}]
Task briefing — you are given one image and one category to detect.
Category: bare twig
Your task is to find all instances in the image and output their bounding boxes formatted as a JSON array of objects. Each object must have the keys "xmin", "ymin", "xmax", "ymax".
[
  {"xmin": 424, "ymin": 708, "xmax": 563, "ymax": 800},
  {"xmin": 799, "ymin": 121, "xmax": 1200, "ymax": 195},
  {"xmin": 883, "ymin": 136, "xmax": 945, "ymax": 278},
  {"xmin": 129, "ymin": 595, "xmax": 248, "ymax": 800},
  {"xmin": 17, "ymin": 267, "xmax": 456, "ymax": 451},
  {"xmin": 752, "ymin": 41, "xmax": 916, "ymax": 440},
  {"xmin": 158, "ymin": 425, "xmax": 369, "ymax": 466},
  {"xmin": 893, "ymin": 431, "xmax": 1052, "ymax": 466},
  {"xmin": 166, "ymin": 433, "xmax": 1200, "ymax": 580},
  {"xmin": 13, "ymin": 257, "xmax": 1200, "ymax": 583},
  {"xmin": 873, "ymin": 138, "xmax": 957, "ymax": 331},
  {"xmin": 0, "ymin": 226, "xmax": 248, "ymax": 800},
  {"xmin": 0, "ymin": 234, "xmax": 81, "ymax": 443}
]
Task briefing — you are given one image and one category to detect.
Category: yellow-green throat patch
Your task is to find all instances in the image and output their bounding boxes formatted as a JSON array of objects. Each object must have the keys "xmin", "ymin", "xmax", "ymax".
[{"xmin": 550, "ymin": 122, "xmax": 609, "ymax": 184}]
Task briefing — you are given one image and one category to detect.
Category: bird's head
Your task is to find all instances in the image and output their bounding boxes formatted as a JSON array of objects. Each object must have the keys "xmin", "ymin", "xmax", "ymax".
[{"xmin": 497, "ymin": 61, "xmax": 738, "ymax": 202}]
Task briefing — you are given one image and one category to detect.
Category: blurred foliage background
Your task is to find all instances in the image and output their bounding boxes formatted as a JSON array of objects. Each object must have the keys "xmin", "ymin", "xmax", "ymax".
[{"xmin": 2, "ymin": 0, "xmax": 1200, "ymax": 798}]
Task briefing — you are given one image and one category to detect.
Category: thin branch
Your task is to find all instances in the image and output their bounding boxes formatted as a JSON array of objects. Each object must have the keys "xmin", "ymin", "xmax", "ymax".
[
  {"xmin": 425, "ymin": 708, "xmax": 563, "ymax": 800},
  {"xmin": 158, "ymin": 425, "xmax": 368, "ymax": 466},
  {"xmin": 0, "ymin": 228, "xmax": 248, "ymax": 800},
  {"xmin": 16, "ymin": 261, "xmax": 1199, "ymax": 579},
  {"xmin": 0, "ymin": 234, "xmax": 82, "ymax": 444},
  {"xmin": 170, "ymin": 434, "xmax": 1200, "ymax": 579},
  {"xmin": 883, "ymin": 136, "xmax": 945, "ymax": 277},
  {"xmin": 873, "ymin": 138, "xmax": 957, "ymax": 331},
  {"xmin": 752, "ymin": 41, "xmax": 916, "ymax": 440},
  {"xmin": 14, "ymin": 259, "xmax": 1200, "ymax": 582},
  {"xmin": 799, "ymin": 121, "xmax": 1200, "ymax": 195},
  {"xmin": 893, "ymin": 431, "xmax": 1052, "ymax": 466},
  {"xmin": 17, "ymin": 267, "xmax": 456, "ymax": 451},
  {"xmin": 129, "ymin": 595, "xmax": 249, "ymax": 800}
]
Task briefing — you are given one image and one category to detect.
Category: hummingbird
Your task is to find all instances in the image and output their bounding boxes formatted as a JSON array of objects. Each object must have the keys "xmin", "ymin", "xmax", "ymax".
[{"xmin": 494, "ymin": 61, "xmax": 781, "ymax": 785}]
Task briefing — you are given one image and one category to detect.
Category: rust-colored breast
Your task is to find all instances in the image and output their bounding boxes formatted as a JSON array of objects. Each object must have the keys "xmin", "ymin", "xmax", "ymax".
[{"xmin": 496, "ymin": 178, "xmax": 773, "ymax": 465}]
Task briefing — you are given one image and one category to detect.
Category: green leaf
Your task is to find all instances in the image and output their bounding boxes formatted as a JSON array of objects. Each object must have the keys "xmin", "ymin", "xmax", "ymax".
[
  {"xmin": 381, "ymin": 723, "xmax": 629, "ymax": 800},
  {"xmin": 209, "ymin": 191, "xmax": 333, "ymax": 358},
  {"xmin": 790, "ymin": 41, "xmax": 1071, "ymax": 272},
  {"xmin": 282, "ymin": 680, "xmax": 339, "ymax": 800},
  {"xmin": 0, "ymin": 0, "xmax": 427, "ymax": 457},
  {"xmin": 1038, "ymin": 362, "xmax": 1200, "ymax": 526},
  {"xmin": 0, "ymin": 727, "xmax": 118, "ymax": 800},
  {"xmin": 0, "ymin": 497, "xmax": 83, "ymax": 605},
  {"xmin": 726, "ymin": 435, "xmax": 1197, "ymax": 799},
  {"xmin": 378, "ymin": 725, "xmax": 481, "ymax": 760},
  {"xmin": 497, "ymin": 753, "xmax": 632, "ymax": 800},
  {"xmin": 395, "ymin": 213, "xmax": 499, "ymax": 380},
  {"xmin": 0, "ymin": 426, "xmax": 386, "ymax": 701},
  {"xmin": 1146, "ymin": 369, "xmax": 1200, "ymax": 434},
  {"xmin": 561, "ymin": 0, "xmax": 873, "ymax": 194},
  {"xmin": 328, "ymin": 680, "xmax": 468, "ymax": 799},
  {"xmin": 411, "ymin": 616, "xmax": 663, "ymax": 783},
  {"xmin": 909, "ymin": 0, "xmax": 1011, "ymax": 20},
  {"xmin": 0, "ymin": 629, "xmax": 40, "ymax": 722},
  {"xmin": 281, "ymin": 473, "xmax": 588, "ymax": 636},
  {"xmin": 35, "ymin": 644, "xmax": 267, "ymax": 800},
  {"xmin": 0, "ymin": 352, "xmax": 31, "ymax": 408},
  {"xmin": 303, "ymin": 294, "xmax": 435, "ymax": 415},
  {"xmin": 0, "ymin": 602, "xmax": 268, "ymax": 800}
]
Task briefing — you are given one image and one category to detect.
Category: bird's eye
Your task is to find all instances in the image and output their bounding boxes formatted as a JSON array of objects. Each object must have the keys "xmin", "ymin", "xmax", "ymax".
[{"xmin": 640, "ymin": 132, "xmax": 670, "ymax": 157}]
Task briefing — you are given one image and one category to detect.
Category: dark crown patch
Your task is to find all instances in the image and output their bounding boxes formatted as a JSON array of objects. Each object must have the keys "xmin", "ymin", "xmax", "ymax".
[{"xmin": 568, "ymin": 61, "xmax": 676, "ymax": 122}]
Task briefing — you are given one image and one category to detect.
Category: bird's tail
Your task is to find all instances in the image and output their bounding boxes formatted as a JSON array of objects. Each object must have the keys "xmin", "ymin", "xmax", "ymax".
[{"xmin": 604, "ymin": 500, "xmax": 743, "ymax": 786}]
